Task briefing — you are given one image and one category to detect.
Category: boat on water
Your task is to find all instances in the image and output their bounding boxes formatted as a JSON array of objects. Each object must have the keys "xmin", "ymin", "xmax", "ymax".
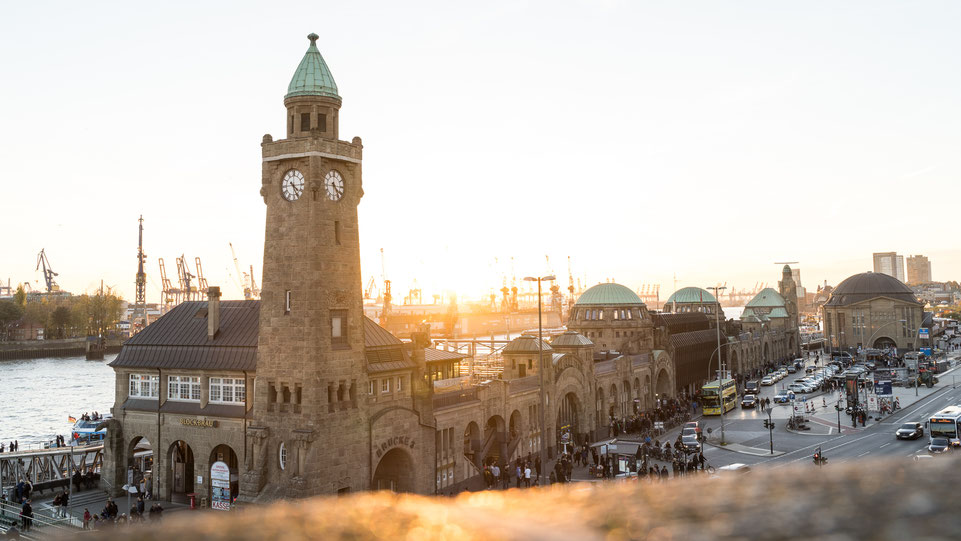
[{"xmin": 70, "ymin": 413, "xmax": 111, "ymax": 444}]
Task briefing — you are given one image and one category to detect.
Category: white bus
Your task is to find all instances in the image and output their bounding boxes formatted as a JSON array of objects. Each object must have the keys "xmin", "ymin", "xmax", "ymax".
[{"xmin": 928, "ymin": 406, "xmax": 961, "ymax": 447}]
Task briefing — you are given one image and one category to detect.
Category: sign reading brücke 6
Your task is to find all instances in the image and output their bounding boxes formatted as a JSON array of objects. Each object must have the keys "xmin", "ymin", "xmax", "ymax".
[
  {"xmin": 180, "ymin": 418, "xmax": 218, "ymax": 428},
  {"xmin": 375, "ymin": 436, "xmax": 415, "ymax": 458}
]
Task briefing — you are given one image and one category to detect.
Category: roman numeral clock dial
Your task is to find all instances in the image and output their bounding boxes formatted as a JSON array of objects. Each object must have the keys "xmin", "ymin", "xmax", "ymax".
[
  {"xmin": 324, "ymin": 170, "xmax": 344, "ymax": 201},
  {"xmin": 281, "ymin": 169, "xmax": 305, "ymax": 201}
]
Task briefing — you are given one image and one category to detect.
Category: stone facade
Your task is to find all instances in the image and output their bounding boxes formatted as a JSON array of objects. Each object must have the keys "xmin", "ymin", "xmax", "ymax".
[{"xmin": 821, "ymin": 271, "xmax": 924, "ymax": 352}]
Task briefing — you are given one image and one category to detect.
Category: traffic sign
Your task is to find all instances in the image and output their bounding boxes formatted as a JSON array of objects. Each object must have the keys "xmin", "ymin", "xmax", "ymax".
[{"xmin": 919, "ymin": 328, "xmax": 930, "ymax": 339}]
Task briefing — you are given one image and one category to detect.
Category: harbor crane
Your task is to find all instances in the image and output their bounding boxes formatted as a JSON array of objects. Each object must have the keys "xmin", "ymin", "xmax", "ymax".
[
  {"xmin": 230, "ymin": 242, "xmax": 252, "ymax": 300},
  {"xmin": 176, "ymin": 255, "xmax": 197, "ymax": 302},
  {"xmin": 245, "ymin": 265, "xmax": 260, "ymax": 299},
  {"xmin": 158, "ymin": 258, "xmax": 179, "ymax": 310},
  {"xmin": 35, "ymin": 248, "xmax": 60, "ymax": 293},
  {"xmin": 194, "ymin": 257, "xmax": 209, "ymax": 295}
]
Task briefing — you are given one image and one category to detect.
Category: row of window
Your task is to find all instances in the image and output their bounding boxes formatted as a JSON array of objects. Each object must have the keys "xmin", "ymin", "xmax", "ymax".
[
  {"xmin": 368, "ymin": 376, "xmax": 406, "ymax": 395},
  {"xmin": 128, "ymin": 374, "xmax": 246, "ymax": 405},
  {"xmin": 291, "ymin": 112, "xmax": 328, "ymax": 134},
  {"xmin": 578, "ymin": 308, "xmax": 639, "ymax": 321},
  {"xmin": 584, "ymin": 330, "xmax": 636, "ymax": 339}
]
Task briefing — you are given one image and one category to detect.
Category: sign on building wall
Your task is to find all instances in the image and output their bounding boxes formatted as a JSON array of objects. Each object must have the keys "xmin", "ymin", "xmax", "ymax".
[
  {"xmin": 919, "ymin": 328, "xmax": 930, "ymax": 339},
  {"xmin": 210, "ymin": 461, "xmax": 231, "ymax": 511}
]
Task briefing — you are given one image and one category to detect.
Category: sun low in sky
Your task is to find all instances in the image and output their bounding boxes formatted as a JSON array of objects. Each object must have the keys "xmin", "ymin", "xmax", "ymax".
[{"xmin": 1, "ymin": 1, "xmax": 958, "ymax": 303}]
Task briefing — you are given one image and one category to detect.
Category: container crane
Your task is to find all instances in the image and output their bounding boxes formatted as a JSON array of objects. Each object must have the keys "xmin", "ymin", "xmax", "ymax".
[
  {"xmin": 246, "ymin": 265, "xmax": 260, "ymax": 299},
  {"xmin": 176, "ymin": 255, "xmax": 196, "ymax": 302},
  {"xmin": 35, "ymin": 248, "xmax": 60, "ymax": 293},
  {"xmin": 158, "ymin": 258, "xmax": 178, "ymax": 310}
]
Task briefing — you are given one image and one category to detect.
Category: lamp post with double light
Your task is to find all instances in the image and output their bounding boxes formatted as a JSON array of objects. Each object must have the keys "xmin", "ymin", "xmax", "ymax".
[{"xmin": 523, "ymin": 274, "xmax": 555, "ymax": 484}]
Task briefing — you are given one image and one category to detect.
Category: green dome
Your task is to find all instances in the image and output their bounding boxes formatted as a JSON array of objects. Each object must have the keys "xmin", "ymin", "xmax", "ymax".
[
  {"xmin": 745, "ymin": 288, "xmax": 786, "ymax": 308},
  {"xmin": 286, "ymin": 33, "xmax": 340, "ymax": 100},
  {"xmin": 664, "ymin": 287, "xmax": 716, "ymax": 305},
  {"xmin": 574, "ymin": 283, "xmax": 644, "ymax": 306}
]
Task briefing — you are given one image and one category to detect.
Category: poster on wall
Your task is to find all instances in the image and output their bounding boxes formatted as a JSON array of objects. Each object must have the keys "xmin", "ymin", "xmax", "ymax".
[{"xmin": 210, "ymin": 461, "xmax": 231, "ymax": 511}]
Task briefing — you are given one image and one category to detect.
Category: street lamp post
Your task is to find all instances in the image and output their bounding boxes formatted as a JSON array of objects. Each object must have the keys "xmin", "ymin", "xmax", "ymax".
[
  {"xmin": 835, "ymin": 399, "xmax": 843, "ymax": 432},
  {"xmin": 707, "ymin": 341, "xmax": 733, "ymax": 445},
  {"xmin": 706, "ymin": 285, "xmax": 728, "ymax": 444},
  {"xmin": 764, "ymin": 406, "xmax": 774, "ymax": 454},
  {"xmin": 523, "ymin": 274, "xmax": 555, "ymax": 484}
]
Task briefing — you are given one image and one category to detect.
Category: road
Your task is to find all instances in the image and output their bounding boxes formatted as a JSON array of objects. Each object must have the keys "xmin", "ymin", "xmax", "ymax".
[{"xmin": 694, "ymin": 353, "xmax": 961, "ymax": 470}]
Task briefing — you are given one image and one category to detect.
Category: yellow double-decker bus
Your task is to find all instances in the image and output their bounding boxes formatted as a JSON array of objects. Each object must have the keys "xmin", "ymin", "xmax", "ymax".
[{"xmin": 701, "ymin": 378, "xmax": 737, "ymax": 415}]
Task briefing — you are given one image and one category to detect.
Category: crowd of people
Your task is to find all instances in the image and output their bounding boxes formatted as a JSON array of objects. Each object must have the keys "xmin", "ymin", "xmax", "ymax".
[
  {"xmin": 80, "ymin": 496, "xmax": 164, "ymax": 530},
  {"xmin": 0, "ymin": 441, "xmax": 18, "ymax": 453}
]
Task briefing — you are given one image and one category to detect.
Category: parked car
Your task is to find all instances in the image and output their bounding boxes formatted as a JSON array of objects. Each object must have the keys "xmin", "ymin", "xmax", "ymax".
[
  {"xmin": 787, "ymin": 365, "xmax": 797, "ymax": 374},
  {"xmin": 928, "ymin": 438, "xmax": 951, "ymax": 454},
  {"xmin": 896, "ymin": 422, "xmax": 924, "ymax": 440},
  {"xmin": 741, "ymin": 394, "xmax": 758, "ymax": 408},
  {"xmin": 761, "ymin": 376, "xmax": 775, "ymax": 386},
  {"xmin": 774, "ymin": 390, "xmax": 796, "ymax": 404}
]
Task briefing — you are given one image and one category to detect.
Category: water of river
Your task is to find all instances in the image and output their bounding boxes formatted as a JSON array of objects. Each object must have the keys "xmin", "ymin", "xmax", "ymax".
[{"xmin": 0, "ymin": 354, "xmax": 116, "ymax": 445}]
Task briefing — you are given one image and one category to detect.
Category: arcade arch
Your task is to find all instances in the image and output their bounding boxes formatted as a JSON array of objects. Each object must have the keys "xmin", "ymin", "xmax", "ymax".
[
  {"xmin": 372, "ymin": 447, "xmax": 415, "ymax": 492},
  {"xmin": 166, "ymin": 440, "xmax": 194, "ymax": 502}
]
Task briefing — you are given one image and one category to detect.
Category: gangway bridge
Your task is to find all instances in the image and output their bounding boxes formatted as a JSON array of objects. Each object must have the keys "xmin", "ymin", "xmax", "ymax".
[{"xmin": 0, "ymin": 443, "xmax": 104, "ymax": 495}]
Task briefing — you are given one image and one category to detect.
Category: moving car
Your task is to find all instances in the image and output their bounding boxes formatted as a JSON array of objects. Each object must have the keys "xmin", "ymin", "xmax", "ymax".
[
  {"xmin": 928, "ymin": 438, "xmax": 951, "ymax": 454},
  {"xmin": 896, "ymin": 422, "xmax": 924, "ymax": 440},
  {"xmin": 787, "ymin": 365, "xmax": 797, "ymax": 374},
  {"xmin": 741, "ymin": 394, "xmax": 758, "ymax": 408},
  {"xmin": 744, "ymin": 381, "xmax": 759, "ymax": 395},
  {"xmin": 684, "ymin": 421, "xmax": 701, "ymax": 436},
  {"xmin": 774, "ymin": 390, "xmax": 796, "ymax": 404},
  {"xmin": 760, "ymin": 376, "xmax": 775, "ymax": 386},
  {"xmin": 681, "ymin": 434, "xmax": 701, "ymax": 453}
]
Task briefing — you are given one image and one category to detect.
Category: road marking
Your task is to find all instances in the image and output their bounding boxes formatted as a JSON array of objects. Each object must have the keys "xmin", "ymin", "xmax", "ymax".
[
  {"xmin": 857, "ymin": 451, "xmax": 871, "ymax": 457},
  {"xmin": 879, "ymin": 442, "xmax": 890, "ymax": 448}
]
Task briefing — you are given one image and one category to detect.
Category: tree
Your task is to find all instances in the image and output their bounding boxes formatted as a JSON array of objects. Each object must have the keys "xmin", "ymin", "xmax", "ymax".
[
  {"xmin": 0, "ymin": 300, "xmax": 23, "ymax": 341},
  {"xmin": 13, "ymin": 285, "xmax": 26, "ymax": 308},
  {"xmin": 50, "ymin": 306, "xmax": 72, "ymax": 339}
]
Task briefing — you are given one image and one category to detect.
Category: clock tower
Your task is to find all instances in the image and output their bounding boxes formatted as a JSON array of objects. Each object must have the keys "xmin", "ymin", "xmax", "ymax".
[{"xmin": 241, "ymin": 33, "xmax": 369, "ymax": 499}]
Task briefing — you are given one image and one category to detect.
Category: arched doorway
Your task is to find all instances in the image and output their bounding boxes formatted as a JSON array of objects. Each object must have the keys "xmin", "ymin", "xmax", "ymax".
[
  {"xmin": 508, "ymin": 410, "xmax": 523, "ymax": 460},
  {"xmin": 484, "ymin": 415, "xmax": 506, "ymax": 465},
  {"xmin": 127, "ymin": 436, "xmax": 153, "ymax": 495},
  {"xmin": 209, "ymin": 444, "xmax": 239, "ymax": 509},
  {"xmin": 556, "ymin": 392, "xmax": 581, "ymax": 451},
  {"xmin": 873, "ymin": 336, "xmax": 896, "ymax": 349},
  {"xmin": 372, "ymin": 448, "xmax": 415, "ymax": 492},
  {"xmin": 655, "ymin": 367, "xmax": 671, "ymax": 400},
  {"xmin": 464, "ymin": 421, "xmax": 480, "ymax": 464},
  {"xmin": 167, "ymin": 440, "xmax": 194, "ymax": 502}
]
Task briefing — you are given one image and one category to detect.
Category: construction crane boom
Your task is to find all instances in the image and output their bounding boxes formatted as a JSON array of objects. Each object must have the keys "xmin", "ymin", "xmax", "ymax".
[
  {"xmin": 35, "ymin": 248, "xmax": 60, "ymax": 293},
  {"xmin": 230, "ymin": 242, "xmax": 252, "ymax": 300},
  {"xmin": 194, "ymin": 257, "xmax": 209, "ymax": 294}
]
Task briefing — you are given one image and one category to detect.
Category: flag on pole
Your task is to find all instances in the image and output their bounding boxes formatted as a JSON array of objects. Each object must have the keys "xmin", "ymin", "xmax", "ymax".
[{"xmin": 68, "ymin": 416, "xmax": 77, "ymax": 423}]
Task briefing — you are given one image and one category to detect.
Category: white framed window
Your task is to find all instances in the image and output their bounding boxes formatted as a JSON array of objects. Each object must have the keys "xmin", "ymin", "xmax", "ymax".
[
  {"xmin": 209, "ymin": 377, "xmax": 246, "ymax": 404},
  {"xmin": 279, "ymin": 442, "xmax": 287, "ymax": 470},
  {"xmin": 368, "ymin": 380, "xmax": 375, "ymax": 395},
  {"xmin": 128, "ymin": 374, "xmax": 159, "ymax": 399},
  {"xmin": 167, "ymin": 375, "xmax": 201, "ymax": 401},
  {"xmin": 396, "ymin": 376, "xmax": 403, "ymax": 392},
  {"xmin": 381, "ymin": 378, "xmax": 391, "ymax": 393}
]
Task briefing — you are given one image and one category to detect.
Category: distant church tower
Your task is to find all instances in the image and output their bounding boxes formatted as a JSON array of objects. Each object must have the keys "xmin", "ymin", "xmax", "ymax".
[
  {"xmin": 242, "ymin": 33, "xmax": 368, "ymax": 499},
  {"xmin": 778, "ymin": 265, "xmax": 801, "ymax": 356}
]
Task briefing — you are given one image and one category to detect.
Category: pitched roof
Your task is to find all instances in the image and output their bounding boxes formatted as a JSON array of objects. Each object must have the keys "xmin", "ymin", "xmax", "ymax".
[
  {"xmin": 424, "ymin": 349, "xmax": 468, "ymax": 363},
  {"xmin": 110, "ymin": 300, "xmax": 259, "ymax": 371},
  {"xmin": 745, "ymin": 288, "xmax": 786, "ymax": 308},
  {"xmin": 364, "ymin": 317, "xmax": 404, "ymax": 348},
  {"xmin": 550, "ymin": 331, "xmax": 593, "ymax": 348},
  {"xmin": 503, "ymin": 335, "xmax": 553, "ymax": 354}
]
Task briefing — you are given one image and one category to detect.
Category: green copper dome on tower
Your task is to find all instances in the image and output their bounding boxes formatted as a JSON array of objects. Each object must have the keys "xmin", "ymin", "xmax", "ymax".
[{"xmin": 285, "ymin": 33, "xmax": 341, "ymax": 100}]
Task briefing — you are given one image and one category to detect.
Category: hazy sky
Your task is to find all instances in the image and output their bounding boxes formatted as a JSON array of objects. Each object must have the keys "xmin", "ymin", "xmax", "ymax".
[{"xmin": 1, "ymin": 1, "xmax": 958, "ymax": 304}]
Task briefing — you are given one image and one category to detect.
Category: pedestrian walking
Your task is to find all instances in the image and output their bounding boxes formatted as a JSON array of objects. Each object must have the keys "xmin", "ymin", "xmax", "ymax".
[
  {"xmin": 524, "ymin": 465, "xmax": 531, "ymax": 487},
  {"xmin": 83, "ymin": 508, "xmax": 92, "ymax": 529},
  {"xmin": 20, "ymin": 499, "xmax": 33, "ymax": 532}
]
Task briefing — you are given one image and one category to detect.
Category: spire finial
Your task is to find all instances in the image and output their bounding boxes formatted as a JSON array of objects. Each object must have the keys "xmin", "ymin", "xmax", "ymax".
[{"xmin": 308, "ymin": 33, "xmax": 319, "ymax": 46}]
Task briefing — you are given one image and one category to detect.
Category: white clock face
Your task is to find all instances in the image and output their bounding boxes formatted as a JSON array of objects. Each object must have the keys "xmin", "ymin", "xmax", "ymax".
[
  {"xmin": 281, "ymin": 170, "xmax": 305, "ymax": 201},
  {"xmin": 324, "ymin": 170, "xmax": 345, "ymax": 201}
]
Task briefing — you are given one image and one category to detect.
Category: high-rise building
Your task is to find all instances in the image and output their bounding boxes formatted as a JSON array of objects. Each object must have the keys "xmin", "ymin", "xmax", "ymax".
[
  {"xmin": 906, "ymin": 255, "xmax": 932, "ymax": 284},
  {"xmin": 872, "ymin": 252, "xmax": 905, "ymax": 283}
]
